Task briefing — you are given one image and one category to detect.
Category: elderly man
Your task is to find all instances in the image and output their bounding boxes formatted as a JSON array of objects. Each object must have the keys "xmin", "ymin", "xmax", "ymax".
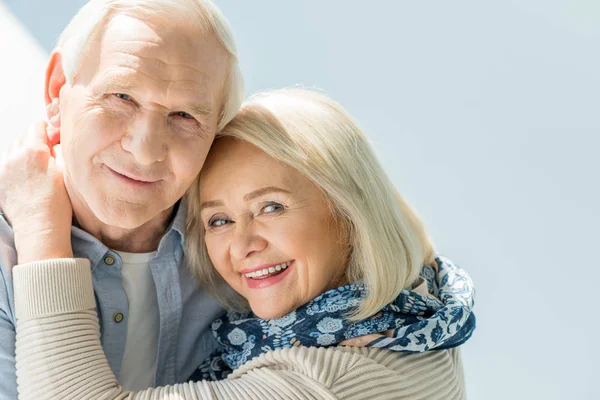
[{"xmin": 0, "ymin": 0, "xmax": 244, "ymax": 397}]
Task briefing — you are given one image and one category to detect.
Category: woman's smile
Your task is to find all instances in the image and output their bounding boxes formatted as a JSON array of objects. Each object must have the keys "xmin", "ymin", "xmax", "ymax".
[
  {"xmin": 243, "ymin": 260, "xmax": 295, "ymax": 289},
  {"xmin": 199, "ymin": 137, "xmax": 349, "ymax": 319}
]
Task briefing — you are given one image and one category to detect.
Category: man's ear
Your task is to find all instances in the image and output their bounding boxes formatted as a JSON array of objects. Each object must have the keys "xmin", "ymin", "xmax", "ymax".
[
  {"xmin": 45, "ymin": 50, "xmax": 66, "ymax": 146},
  {"xmin": 44, "ymin": 50, "xmax": 66, "ymax": 106}
]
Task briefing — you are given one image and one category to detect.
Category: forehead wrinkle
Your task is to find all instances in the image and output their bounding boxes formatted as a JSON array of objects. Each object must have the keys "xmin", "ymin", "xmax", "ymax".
[
  {"xmin": 111, "ymin": 41, "xmax": 217, "ymax": 80},
  {"xmin": 102, "ymin": 65, "xmax": 210, "ymax": 103},
  {"xmin": 109, "ymin": 51, "xmax": 211, "ymax": 87},
  {"xmin": 111, "ymin": 39, "xmax": 163, "ymax": 52},
  {"xmin": 99, "ymin": 14, "xmax": 225, "ymax": 80}
]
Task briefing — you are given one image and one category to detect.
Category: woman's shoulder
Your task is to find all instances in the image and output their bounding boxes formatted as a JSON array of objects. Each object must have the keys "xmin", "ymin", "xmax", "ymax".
[{"xmin": 229, "ymin": 346, "xmax": 466, "ymax": 400}]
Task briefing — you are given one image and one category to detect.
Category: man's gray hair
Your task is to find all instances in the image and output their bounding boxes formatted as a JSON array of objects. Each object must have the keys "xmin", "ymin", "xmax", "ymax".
[{"xmin": 57, "ymin": 0, "xmax": 244, "ymax": 130}]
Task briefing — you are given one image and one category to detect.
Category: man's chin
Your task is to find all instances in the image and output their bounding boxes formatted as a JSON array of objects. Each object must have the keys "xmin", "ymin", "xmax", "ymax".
[{"xmin": 90, "ymin": 201, "xmax": 166, "ymax": 230}]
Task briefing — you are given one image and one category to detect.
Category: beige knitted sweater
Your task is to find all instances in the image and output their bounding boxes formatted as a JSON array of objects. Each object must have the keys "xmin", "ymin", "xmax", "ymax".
[{"xmin": 13, "ymin": 259, "xmax": 466, "ymax": 400}]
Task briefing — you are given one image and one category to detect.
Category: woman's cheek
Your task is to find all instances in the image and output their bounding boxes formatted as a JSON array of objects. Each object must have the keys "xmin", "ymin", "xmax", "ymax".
[{"xmin": 206, "ymin": 234, "xmax": 232, "ymax": 275}]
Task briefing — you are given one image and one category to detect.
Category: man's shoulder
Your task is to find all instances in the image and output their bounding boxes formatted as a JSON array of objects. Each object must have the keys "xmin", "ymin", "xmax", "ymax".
[
  {"xmin": 0, "ymin": 215, "xmax": 17, "ymax": 272},
  {"xmin": 0, "ymin": 216, "xmax": 17, "ymax": 319}
]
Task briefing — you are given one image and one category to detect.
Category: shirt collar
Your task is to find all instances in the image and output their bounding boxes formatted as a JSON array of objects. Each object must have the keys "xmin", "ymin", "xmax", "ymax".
[
  {"xmin": 169, "ymin": 197, "xmax": 186, "ymax": 242},
  {"xmin": 71, "ymin": 199, "xmax": 187, "ymax": 269}
]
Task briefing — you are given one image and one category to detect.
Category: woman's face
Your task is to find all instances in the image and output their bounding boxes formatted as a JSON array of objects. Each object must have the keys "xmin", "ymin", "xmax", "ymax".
[{"xmin": 199, "ymin": 137, "xmax": 349, "ymax": 319}]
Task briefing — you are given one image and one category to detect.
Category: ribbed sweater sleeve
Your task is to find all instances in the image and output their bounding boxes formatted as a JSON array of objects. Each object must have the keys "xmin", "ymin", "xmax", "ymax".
[{"xmin": 13, "ymin": 259, "xmax": 465, "ymax": 400}]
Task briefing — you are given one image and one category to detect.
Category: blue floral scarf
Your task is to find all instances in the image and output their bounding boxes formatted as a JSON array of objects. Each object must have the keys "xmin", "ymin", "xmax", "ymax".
[{"xmin": 190, "ymin": 256, "xmax": 475, "ymax": 381}]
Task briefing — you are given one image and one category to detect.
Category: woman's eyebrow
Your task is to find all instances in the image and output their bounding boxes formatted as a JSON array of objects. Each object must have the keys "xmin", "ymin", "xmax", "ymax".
[
  {"xmin": 199, "ymin": 187, "xmax": 290, "ymax": 213},
  {"xmin": 243, "ymin": 186, "xmax": 290, "ymax": 202},
  {"xmin": 199, "ymin": 199, "xmax": 224, "ymax": 213}
]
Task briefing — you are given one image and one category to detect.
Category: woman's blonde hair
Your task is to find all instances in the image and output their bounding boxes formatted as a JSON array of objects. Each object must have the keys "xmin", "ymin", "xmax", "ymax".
[
  {"xmin": 57, "ymin": 0, "xmax": 243, "ymax": 130},
  {"xmin": 187, "ymin": 88, "xmax": 435, "ymax": 320}
]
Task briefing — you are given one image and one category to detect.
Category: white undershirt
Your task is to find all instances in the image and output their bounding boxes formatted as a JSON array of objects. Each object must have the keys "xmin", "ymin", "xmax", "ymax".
[{"xmin": 116, "ymin": 250, "xmax": 160, "ymax": 391}]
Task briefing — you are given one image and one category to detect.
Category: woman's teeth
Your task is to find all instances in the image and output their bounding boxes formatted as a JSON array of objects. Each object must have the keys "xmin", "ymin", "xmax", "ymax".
[{"xmin": 244, "ymin": 261, "xmax": 291, "ymax": 279}]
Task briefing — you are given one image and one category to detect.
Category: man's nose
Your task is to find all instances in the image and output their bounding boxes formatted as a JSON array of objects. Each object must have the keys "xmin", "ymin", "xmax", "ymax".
[
  {"xmin": 230, "ymin": 220, "xmax": 268, "ymax": 261},
  {"xmin": 121, "ymin": 112, "xmax": 168, "ymax": 165}
]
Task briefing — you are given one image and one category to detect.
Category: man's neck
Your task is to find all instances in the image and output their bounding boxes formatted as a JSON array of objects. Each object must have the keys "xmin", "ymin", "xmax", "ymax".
[{"xmin": 73, "ymin": 204, "xmax": 175, "ymax": 253}]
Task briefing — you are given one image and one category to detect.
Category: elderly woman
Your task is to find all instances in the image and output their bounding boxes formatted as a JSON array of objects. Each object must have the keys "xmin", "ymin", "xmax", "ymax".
[{"xmin": 12, "ymin": 89, "xmax": 474, "ymax": 399}]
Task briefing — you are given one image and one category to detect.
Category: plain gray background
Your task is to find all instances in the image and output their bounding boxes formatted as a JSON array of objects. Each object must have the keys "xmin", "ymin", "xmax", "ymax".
[{"xmin": 1, "ymin": 1, "xmax": 598, "ymax": 399}]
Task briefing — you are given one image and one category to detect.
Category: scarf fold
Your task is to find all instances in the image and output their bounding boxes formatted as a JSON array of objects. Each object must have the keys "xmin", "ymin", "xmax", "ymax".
[{"xmin": 190, "ymin": 256, "xmax": 475, "ymax": 381}]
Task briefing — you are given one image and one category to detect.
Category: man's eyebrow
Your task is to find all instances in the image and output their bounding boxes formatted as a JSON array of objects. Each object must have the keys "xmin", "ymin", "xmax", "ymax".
[
  {"xmin": 98, "ymin": 79, "xmax": 212, "ymax": 117},
  {"xmin": 243, "ymin": 186, "xmax": 290, "ymax": 202},
  {"xmin": 188, "ymin": 102, "xmax": 214, "ymax": 118},
  {"xmin": 101, "ymin": 79, "xmax": 135, "ymax": 94}
]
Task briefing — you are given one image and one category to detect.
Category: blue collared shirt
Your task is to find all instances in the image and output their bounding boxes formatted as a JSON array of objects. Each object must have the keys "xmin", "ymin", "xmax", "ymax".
[{"xmin": 0, "ymin": 201, "xmax": 223, "ymax": 399}]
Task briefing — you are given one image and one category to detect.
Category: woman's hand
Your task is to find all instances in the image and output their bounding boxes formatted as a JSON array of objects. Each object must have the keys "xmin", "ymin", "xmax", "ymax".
[{"xmin": 0, "ymin": 121, "xmax": 73, "ymax": 264}]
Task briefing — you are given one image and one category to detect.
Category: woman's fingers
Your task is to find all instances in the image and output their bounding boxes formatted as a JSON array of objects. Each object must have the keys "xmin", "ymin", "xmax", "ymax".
[
  {"xmin": 52, "ymin": 144, "xmax": 65, "ymax": 172},
  {"xmin": 24, "ymin": 120, "xmax": 50, "ymax": 149},
  {"xmin": 0, "ymin": 122, "xmax": 73, "ymax": 264}
]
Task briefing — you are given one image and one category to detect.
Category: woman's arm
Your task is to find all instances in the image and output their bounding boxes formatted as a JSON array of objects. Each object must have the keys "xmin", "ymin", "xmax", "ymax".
[
  {"xmin": 14, "ymin": 259, "xmax": 464, "ymax": 400},
  {"xmin": 13, "ymin": 259, "xmax": 351, "ymax": 400}
]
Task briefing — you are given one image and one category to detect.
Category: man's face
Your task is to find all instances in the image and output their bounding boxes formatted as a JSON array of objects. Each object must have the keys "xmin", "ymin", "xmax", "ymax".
[{"xmin": 58, "ymin": 14, "xmax": 228, "ymax": 229}]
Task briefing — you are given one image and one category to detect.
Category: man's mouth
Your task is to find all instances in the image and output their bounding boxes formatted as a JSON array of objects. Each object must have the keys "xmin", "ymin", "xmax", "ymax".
[{"xmin": 105, "ymin": 165, "xmax": 160, "ymax": 184}]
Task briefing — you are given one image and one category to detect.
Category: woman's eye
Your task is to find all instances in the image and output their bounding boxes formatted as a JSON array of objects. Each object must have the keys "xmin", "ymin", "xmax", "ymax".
[
  {"xmin": 262, "ymin": 203, "xmax": 284, "ymax": 214},
  {"xmin": 114, "ymin": 93, "xmax": 133, "ymax": 101},
  {"xmin": 208, "ymin": 218, "xmax": 231, "ymax": 229}
]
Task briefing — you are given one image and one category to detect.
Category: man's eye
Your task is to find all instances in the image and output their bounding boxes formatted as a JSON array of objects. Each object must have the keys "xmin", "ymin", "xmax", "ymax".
[
  {"xmin": 175, "ymin": 111, "xmax": 194, "ymax": 119},
  {"xmin": 114, "ymin": 93, "xmax": 133, "ymax": 101}
]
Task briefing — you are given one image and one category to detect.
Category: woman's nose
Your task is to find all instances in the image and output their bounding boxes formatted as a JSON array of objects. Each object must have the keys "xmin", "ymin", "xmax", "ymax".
[{"xmin": 229, "ymin": 220, "xmax": 268, "ymax": 261}]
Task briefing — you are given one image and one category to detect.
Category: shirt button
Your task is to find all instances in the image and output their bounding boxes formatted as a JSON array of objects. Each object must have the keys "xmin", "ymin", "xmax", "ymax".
[
  {"xmin": 113, "ymin": 312, "xmax": 124, "ymax": 323},
  {"xmin": 104, "ymin": 255, "xmax": 115, "ymax": 265}
]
